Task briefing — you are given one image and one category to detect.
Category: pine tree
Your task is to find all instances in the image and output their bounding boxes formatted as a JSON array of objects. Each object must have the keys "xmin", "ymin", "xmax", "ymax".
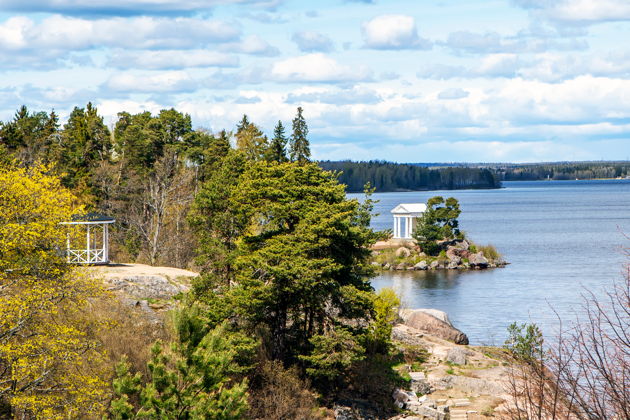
[
  {"xmin": 289, "ymin": 107, "xmax": 310, "ymax": 163},
  {"xmin": 229, "ymin": 162, "xmax": 375, "ymax": 363},
  {"xmin": 109, "ymin": 320, "xmax": 253, "ymax": 420},
  {"xmin": 267, "ymin": 120, "xmax": 288, "ymax": 162},
  {"xmin": 60, "ymin": 102, "xmax": 111, "ymax": 188}
]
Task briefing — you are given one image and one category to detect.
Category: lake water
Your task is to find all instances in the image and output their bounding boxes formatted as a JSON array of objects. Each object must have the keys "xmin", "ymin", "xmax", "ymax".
[{"xmin": 349, "ymin": 180, "xmax": 630, "ymax": 345}]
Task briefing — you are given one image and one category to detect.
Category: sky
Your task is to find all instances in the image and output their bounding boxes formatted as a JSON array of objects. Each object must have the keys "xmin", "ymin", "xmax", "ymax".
[{"xmin": 1, "ymin": 0, "xmax": 630, "ymax": 163}]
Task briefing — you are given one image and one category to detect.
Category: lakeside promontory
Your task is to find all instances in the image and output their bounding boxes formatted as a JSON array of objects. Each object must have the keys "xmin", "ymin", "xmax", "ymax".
[{"xmin": 370, "ymin": 239, "xmax": 507, "ymax": 271}]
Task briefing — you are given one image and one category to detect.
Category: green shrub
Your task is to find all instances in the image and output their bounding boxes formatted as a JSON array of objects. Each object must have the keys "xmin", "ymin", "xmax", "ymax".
[
  {"xmin": 400, "ymin": 344, "xmax": 429, "ymax": 365},
  {"xmin": 504, "ymin": 322, "xmax": 544, "ymax": 363},
  {"xmin": 479, "ymin": 244, "xmax": 501, "ymax": 261}
]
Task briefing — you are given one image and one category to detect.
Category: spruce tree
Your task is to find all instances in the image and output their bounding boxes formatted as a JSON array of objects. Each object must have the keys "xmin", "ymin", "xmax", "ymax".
[
  {"xmin": 109, "ymin": 318, "xmax": 254, "ymax": 420},
  {"xmin": 267, "ymin": 120, "xmax": 288, "ymax": 162},
  {"xmin": 289, "ymin": 107, "xmax": 310, "ymax": 163}
]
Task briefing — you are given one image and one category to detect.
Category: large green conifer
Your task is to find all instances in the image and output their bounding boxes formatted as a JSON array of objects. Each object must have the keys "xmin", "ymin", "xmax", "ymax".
[
  {"xmin": 267, "ymin": 120, "xmax": 288, "ymax": 162},
  {"xmin": 289, "ymin": 107, "xmax": 310, "ymax": 163}
]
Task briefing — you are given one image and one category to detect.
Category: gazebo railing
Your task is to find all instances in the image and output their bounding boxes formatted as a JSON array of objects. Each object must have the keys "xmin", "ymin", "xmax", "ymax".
[{"xmin": 66, "ymin": 249, "xmax": 106, "ymax": 264}]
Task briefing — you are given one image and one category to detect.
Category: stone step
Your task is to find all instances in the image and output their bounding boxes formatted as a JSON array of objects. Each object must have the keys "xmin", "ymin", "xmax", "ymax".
[
  {"xmin": 452, "ymin": 398, "xmax": 471, "ymax": 407},
  {"xmin": 450, "ymin": 409, "xmax": 469, "ymax": 419}
]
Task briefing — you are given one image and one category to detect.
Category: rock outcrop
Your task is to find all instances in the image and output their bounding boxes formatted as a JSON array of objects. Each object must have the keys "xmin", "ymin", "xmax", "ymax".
[
  {"xmin": 414, "ymin": 261, "xmax": 428, "ymax": 270},
  {"xmin": 369, "ymin": 239, "xmax": 506, "ymax": 271},
  {"xmin": 401, "ymin": 309, "xmax": 469, "ymax": 345},
  {"xmin": 90, "ymin": 263, "xmax": 198, "ymax": 310},
  {"xmin": 387, "ymin": 315, "xmax": 513, "ymax": 420},
  {"xmin": 395, "ymin": 247, "xmax": 411, "ymax": 258},
  {"xmin": 469, "ymin": 252, "xmax": 489, "ymax": 268}
]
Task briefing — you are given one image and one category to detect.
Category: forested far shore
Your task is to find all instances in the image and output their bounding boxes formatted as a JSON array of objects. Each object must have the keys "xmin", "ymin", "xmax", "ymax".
[
  {"xmin": 491, "ymin": 161, "xmax": 630, "ymax": 181},
  {"xmin": 319, "ymin": 160, "xmax": 501, "ymax": 192},
  {"xmin": 318, "ymin": 160, "xmax": 630, "ymax": 192}
]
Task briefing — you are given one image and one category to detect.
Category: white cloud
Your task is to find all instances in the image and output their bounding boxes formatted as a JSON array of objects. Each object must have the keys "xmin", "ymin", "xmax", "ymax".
[
  {"xmin": 222, "ymin": 35, "xmax": 280, "ymax": 56},
  {"xmin": 292, "ymin": 31, "xmax": 334, "ymax": 52},
  {"xmin": 271, "ymin": 53, "xmax": 372, "ymax": 83},
  {"xmin": 477, "ymin": 54, "xmax": 524, "ymax": 77},
  {"xmin": 286, "ymin": 86, "xmax": 382, "ymax": 104},
  {"xmin": 362, "ymin": 15, "xmax": 431, "ymax": 50},
  {"xmin": 108, "ymin": 50, "xmax": 239, "ymax": 70},
  {"xmin": 0, "ymin": 15, "xmax": 240, "ymax": 52},
  {"xmin": 438, "ymin": 88, "xmax": 469, "ymax": 100},
  {"xmin": 482, "ymin": 76, "xmax": 630, "ymax": 126},
  {"xmin": 544, "ymin": 0, "xmax": 630, "ymax": 24},
  {"xmin": 104, "ymin": 71, "xmax": 199, "ymax": 93}
]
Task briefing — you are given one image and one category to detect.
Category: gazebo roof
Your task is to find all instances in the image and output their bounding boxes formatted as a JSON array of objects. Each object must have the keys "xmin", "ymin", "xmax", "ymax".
[
  {"xmin": 390, "ymin": 203, "xmax": 427, "ymax": 215},
  {"xmin": 64, "ymin": 213, "xmax": 116, "ymax": 224}
]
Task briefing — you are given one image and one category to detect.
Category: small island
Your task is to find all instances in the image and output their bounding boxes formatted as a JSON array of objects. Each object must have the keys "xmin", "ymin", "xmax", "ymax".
[{"xmin": 370, "ymin": 196, "xmax": 507, "ymax": 271}]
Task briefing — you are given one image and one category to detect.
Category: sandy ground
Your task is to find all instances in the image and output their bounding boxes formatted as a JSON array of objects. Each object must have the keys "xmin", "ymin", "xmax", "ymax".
[{"xmin": 89, "ymin": 263, "xmax": 199, "ymax": 279}]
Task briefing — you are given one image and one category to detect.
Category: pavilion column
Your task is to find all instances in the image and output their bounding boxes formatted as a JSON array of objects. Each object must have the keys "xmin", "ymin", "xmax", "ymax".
[
  {"xmin": 86, "ymin": 225, "xmax": 90, "ymax": 264},
  {"xmin": 104, "ymin": 224, "xmax": 109, "ymax": 263}
]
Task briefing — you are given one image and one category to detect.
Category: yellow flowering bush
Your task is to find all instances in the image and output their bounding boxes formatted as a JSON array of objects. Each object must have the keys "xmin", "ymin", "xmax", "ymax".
[{"xmin": 0, "ymin": 165, "xmax": 109, "ymax": 419}]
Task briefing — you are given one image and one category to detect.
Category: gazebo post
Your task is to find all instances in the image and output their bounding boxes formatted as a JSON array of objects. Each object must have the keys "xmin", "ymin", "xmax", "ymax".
[
  {"xmin": 103, "ymin": 224, "xmax": 109, "ymax": 262},
  {"xmin": 62, "ymin": 213, "xmax": 115, "ymax": 265},
  {"xmin": 86, "ymin": 225, "xmax": 91, "ymax": 263}
]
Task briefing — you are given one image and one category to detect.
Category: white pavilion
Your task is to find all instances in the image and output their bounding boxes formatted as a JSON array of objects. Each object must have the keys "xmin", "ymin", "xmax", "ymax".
[
  {"xmin": 390, "ymin": 203, "xmax": 426, "ymax": 239},
  {"xmin": 61, "ymin": 213, "xmax": 115, "ymax": 264}
]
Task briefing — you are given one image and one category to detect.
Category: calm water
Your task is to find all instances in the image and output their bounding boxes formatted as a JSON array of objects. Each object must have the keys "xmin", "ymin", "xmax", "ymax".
[{"xmin": 349, "ymin": 180, "xmax": 630, "ymax": 345}]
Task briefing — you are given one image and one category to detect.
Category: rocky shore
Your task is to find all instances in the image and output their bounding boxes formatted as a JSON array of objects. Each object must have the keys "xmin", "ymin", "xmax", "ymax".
[
  {"xmin": 335, "ymin": 308, "xmax": 514, "ymax": 420},
  {"xmin": 370, "ymin": 239, "xmax": 507, "ymax": 271}
]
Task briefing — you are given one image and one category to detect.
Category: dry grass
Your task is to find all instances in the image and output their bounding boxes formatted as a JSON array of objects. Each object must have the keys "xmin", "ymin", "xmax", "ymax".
[
  {"xmin": 478, "ymin": 244, "xmax": 502, "ymax": 261},
  {"xmin": 87, "ymin": 294, "xmax": 169, "ymax": 379}
]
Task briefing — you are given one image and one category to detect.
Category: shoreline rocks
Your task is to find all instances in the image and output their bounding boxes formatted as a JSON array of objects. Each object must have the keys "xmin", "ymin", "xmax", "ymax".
[
  {"xmin": 401, "ymin": 309, "xmax": 469, "ymax": 345},
  {"xmin": 370, "ymin": 239, "xmax": 507, "ymax": 272},
  {"xmin": 334, "ymin": 308, "xmax": 515, "ymax": 420}
]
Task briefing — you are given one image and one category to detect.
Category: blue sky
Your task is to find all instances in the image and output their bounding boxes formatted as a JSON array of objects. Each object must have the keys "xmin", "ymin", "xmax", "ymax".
[{"xmin": 1, "ymin": 0, "xmax": 629, "ymax": 163}]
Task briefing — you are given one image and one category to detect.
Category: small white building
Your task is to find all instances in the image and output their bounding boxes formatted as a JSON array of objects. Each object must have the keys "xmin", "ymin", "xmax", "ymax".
[
  {"xmin": 390, "ymin": 203, "xmax": 426, "ymax": 239},
  {"xmin": 61, "ymin": 213, "xmax": 115, "ymax": 265}
]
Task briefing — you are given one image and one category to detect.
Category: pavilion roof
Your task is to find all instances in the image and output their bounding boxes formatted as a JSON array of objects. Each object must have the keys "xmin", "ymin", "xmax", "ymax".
[
  {"xmin": 390, "ymin": 203, "xmax": 427, "ymax": 214},
  {"xmin": 68, "ymin": 213, "xmax": 115, "ymax": 223}
]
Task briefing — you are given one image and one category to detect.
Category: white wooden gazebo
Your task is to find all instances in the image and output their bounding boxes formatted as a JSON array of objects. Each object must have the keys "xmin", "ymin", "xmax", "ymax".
[
  {"xmin": 61, "ymin": 213, "xmax": 115, "ymax": 265},
  {"xmin": 390, "ymin": 203, "xmax": 426, "ymax": 239}
]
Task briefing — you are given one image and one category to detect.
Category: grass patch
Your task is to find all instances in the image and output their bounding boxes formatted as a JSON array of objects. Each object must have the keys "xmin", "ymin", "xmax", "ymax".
[
  {"xmin": 481, "ymin": 407, "xmax": 495, "ymax": 417},
  {"xmin": 478, "ymin": 244, "xmax": 502, "ymax": 261},
  {"xmin": 400, "ymin": 343, "xmax": 430, "ymax": 365}
]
